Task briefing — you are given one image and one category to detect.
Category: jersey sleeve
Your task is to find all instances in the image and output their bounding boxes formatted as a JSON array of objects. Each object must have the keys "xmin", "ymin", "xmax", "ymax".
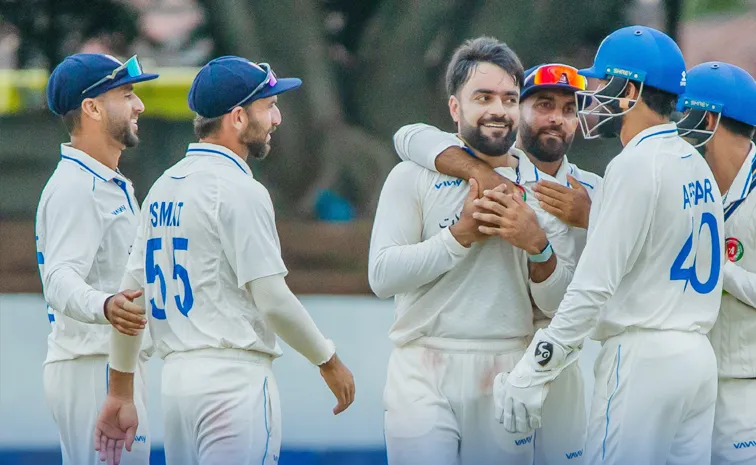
[
  {"xmin": 368, "ymin": 162, "xmax": 471, "ymax": 299},
  {"xmin": 528, "ymin": 210, "xmax": 577, "ymax": 316},
  {"xmin": 544, "ymin": 153, "xmax": 658, "ymax": 348},
  {"xmin": 723, "ymin": 260, "xmax": 756, "ymax": 308},
  {"xmin": 217, "ymin": 180, "xmax": 288, "ymax": 289},
  {"xmin": 124, "ymin": 200, "xmax": 149, "ymax": 287},
  {"xmin": 38, "ymin": 182, "xmax": 111, "ymax": 324},
  {"xmin": 393, "ymin": 123, "xmax": 464, "ymax": 172}
]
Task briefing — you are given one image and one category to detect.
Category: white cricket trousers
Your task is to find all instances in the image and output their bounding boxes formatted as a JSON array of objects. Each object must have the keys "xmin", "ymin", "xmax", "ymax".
[
  {"xmin": 384, "ymin": 336, "xmax": 535, "ymax": 465},
  {"xmin": 534, "ymin": 361, "xmax": 587, "ymax": 464},
  {"xmin": 43, "ymin": 355, "xmax": 150, "ymax": 465},
  {"xmin": 586, "ymin": 329, "xmax": 718, "ymax": 465},
  {"xmin": 712, "ymin": 377, "xmax": 756, "ymax": 465},
  {"xmin": 161, "ymin": 348, "xmax": 280, "ymax": 465}
]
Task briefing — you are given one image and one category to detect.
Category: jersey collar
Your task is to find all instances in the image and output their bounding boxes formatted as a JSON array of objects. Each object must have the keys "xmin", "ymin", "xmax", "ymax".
[
  {"xmin": 723, "ymin": 141, "xmax": 756, "ymax": 207},
  {"xmin": 627, "ymin": 122, "xmax": 679, "ymax": 148},
  {"xmin": 513, "ymin": 147, "xmax": 570, "ymax": 185},
  {"xmin": 185, "ymin": 142, "xmax": 253, "ymax": 176},
  {"xmin": 60, "ymin": 144, "xmax": 120, "ymax": 182}
]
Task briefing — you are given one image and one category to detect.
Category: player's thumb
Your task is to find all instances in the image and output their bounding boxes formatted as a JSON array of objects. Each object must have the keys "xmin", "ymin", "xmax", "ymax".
[
  {"xmin": 122, "ymin": 289, "xmax": 143, "ymax": 301},
  {"xmin": 567, "ymin": 174, "xmax": 584, "ymax": 191},
  {"xmin": 125, "ymin": 426, "xmax": 136, "ymax": 452}
]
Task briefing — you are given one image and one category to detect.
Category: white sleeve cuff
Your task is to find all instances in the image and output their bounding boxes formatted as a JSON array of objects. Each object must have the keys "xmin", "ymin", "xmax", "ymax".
[{"xmin": 440, "ymin": 227, "xmax": 472, "ymax": 257}]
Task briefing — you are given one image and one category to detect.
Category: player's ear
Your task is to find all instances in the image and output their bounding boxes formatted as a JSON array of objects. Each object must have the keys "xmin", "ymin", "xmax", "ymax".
[
  {"xmin": 81, "ymin": 98, "xmax": 103, "ymax": 122},
  {"xmin": 449, "ymin": 95, "xmax": 460, "ymax": 123},
  {"xmin": 230, "ymin": 106, "xmax": 246, "ymax": 131},
  {"xmin": 704, "ymin": 112, "xmax": 718, "ymax": 131}
]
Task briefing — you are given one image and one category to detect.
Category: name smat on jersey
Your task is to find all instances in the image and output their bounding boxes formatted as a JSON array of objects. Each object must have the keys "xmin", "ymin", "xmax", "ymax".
[
  {"xmin": 682, "ymin": 179, "xmax": 715, "ymax": 210},
  {"xmin": 149, "ymin": 201, "xmax": 184, "ymax": 227}
]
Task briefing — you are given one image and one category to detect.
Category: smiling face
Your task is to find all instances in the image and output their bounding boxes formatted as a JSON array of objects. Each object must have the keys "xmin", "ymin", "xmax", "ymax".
[
  {"xmin": 97, "ymin": 84, "xmax": 145, "ymax": 148},
  {"xmin": 518, "ymin": 89, "xmax": 579, "ymax": 162},
  {"xmin": 449, "ymin": 61, "xmax": 520, "ymax": 157}
]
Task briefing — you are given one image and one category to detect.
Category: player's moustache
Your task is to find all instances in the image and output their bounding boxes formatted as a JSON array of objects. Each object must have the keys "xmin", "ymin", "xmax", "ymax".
[{"xmin": 538, "ymin": 125, "xmax": 566, "ymax": 140}]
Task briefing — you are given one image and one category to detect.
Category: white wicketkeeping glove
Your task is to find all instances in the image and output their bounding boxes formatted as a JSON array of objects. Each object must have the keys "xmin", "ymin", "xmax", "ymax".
[{"xmin": 493, "ymin": 328, "xmax": 579, "ymax": 434}]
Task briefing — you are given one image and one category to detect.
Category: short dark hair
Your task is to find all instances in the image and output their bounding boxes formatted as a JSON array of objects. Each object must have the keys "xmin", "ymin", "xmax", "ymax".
[
  {"xmin": 720, "ymin": 115, "xmax": 755, "ymax": 139},
  {"xmin": 635, "ymin": 83, "xmax": 677, "ymax": 118},
  {"xmin": 62, "ymin": 108, "xmax": 82, "ymax": 134},
  {"xmin": 193, "ymin": 114, "xmax": 224, "ymax": 139},
  {"xmin": 445, "ymin": 37, "xmax": 524, "ymax": 97}
]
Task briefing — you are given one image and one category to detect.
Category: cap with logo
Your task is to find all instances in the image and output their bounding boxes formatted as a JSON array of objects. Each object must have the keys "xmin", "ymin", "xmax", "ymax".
[
  {"xmin": 46, "ymin": 54, "xmax": 159, "ymax": 116},
  {"xmin": 188, "ymin": 56, "xmax": 303, "ymax": 119}
]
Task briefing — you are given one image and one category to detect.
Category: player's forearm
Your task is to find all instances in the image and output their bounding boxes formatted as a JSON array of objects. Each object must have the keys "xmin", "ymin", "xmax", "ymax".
[
  {"xmin": 723, "ymin": 261, "xmax": 756, "ymax": 309},
  {"xmin": 368, "ymin": 228, "xmax": 470, "ymax": 299},
  {"xmin": 529, "ymin": 256, "xmax": 571, "ymax": 317},
  {"xmin": 436, "ymin": 147, "xmax": 492, "ymax": 181},
  {"xmin": 393, "ymin": 123, "xmax": 465, "ymax": 171},
  {"xmin": 248, "ymin": 275, "xmax": 335, "ymax": 366},
  {"xmin": 44, "ymin": 266, "xmax": 110, "ymax": 324}
]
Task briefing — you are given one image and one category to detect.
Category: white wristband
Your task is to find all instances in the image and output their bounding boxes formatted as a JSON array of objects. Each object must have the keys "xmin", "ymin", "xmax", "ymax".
[{"xmin": 529, "ymin": 241, "xmax": 553, "ymax": 263}]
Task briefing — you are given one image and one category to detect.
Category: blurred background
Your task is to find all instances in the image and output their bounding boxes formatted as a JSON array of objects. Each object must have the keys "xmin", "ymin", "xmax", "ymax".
[{"xmin": 0, "ymin": 0, "xmax": 754, "ymax": 463}]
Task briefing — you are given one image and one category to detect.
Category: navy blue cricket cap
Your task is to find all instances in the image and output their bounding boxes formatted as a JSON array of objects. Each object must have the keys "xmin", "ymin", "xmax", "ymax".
[
  {"xmin": 188, "ymin": 56, "xmax": 302, "ymax": 119},
  {"xmin": 46, "ymin": 53, "xmax": 159, "ymax": 116}
]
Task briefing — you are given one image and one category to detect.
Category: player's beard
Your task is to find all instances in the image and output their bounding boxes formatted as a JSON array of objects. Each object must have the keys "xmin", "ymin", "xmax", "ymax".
[
  {"xmin": 241, "ymin": 117, "xmax": 274, "ymax": 160},
  {"xmin": 519, "ymin": 120, "xmax": 574, "ymax": 163},
  {"xmin": 459, "ymin": 111, "xmax": 517, "ymax": 157},
  {"xmin": 107, "ymin": 113, "xmax": 139, "ymax": 148}
]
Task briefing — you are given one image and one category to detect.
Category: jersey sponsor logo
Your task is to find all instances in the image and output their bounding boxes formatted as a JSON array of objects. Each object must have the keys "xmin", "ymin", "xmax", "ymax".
[
  {"xmin": 726, "ymin": 237, "xmax": 744, "ymax": 262},
  {"xmin": 149, "ymin": 201, "xmax": 185, "ymax": 227},
  {"xmin": 434, "ymin": 179, "xmax": 463, "ymax": 189},
  {"xmin": 133, "ymin": 435, "xmax": 147, "ymax": 443},
  {"xmin": 566, "ymin": 449, "xmax": 583, "ymax": 460},
  {"xmin": 438, "ymin": 213, "xmax": 461, "ymax": 229},
  {"xmin": 111, "ymin": 205, "xmax": 127, "ymax": 216},
  {"xmin": 682, "ymin": 179, "xmax": 716, "ymax": 210},
  {"xmin": 734, "ymin": 440, "xmax": 756, "ymax": 449},
  {"xmin": 534, "ymin": 341, "xmax": 553, "ymax": 366},
  {"xmin": 514, "ymin": 435, "xmax": 533, "ymax": 446}
]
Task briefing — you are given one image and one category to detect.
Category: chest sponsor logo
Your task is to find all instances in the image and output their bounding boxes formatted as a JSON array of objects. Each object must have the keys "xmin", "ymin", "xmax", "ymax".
[
  {"xmin": 112, "ymin": 205, "xmax": 127, "ymax": 216},
  {"xmin": 726, "ymin": 237, "xmax": 744, "ymax": 262},
  {"xmin": 434, "ymin": 179, "xmax": 463, "ymax": 189}
]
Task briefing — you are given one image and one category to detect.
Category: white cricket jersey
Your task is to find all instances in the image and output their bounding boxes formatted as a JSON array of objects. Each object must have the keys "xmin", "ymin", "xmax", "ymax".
[
  {"xmin": 708, "ymin": 142, "xmax": 756, "ymax": 378},
  {"xmin": 392, "ymin": 123, "xmax": 597, "ymax": 323},
  {"xmin": 35, "ymin": 144, "xmax": 140, "ymax": 364},
  {"xmin": 125, "ymin": 143, "xmax": 287, "ymax": 360},
  {"xmin": 546, "ymin": 123, "xmax": 725, "ymax": 347},
  {"xmin": 370, "ymin": 154, "xmax": 576, "ymax": 347}
]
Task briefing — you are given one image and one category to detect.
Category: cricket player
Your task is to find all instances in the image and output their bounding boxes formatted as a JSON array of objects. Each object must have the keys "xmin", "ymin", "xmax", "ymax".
[
  {"xmin": 493, "ymin": 25, "xmax": 725, "ymax": 465},
  {"xmin": 36, "ymin": 53, "xmax": 158, "ymax": 465},
  {"xmin": 393, "ymin": 62, "xmax": 603, "ymax": 464},
  {"xmin": 92, "ymin": 56, "xmax": 355, "ymax": 465},
  {"xmin": 676, "ymin": 62, "xmax": 756, "ymax": 465},
  {"xmin": 370, "ymin": 37, "xmax": 577, "ymax": 465}
]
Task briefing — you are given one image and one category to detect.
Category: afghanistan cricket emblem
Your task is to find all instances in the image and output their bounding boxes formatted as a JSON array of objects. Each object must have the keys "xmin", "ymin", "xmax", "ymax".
[
  {"xmin": 726, "ymin": 237, "xmax": 744, "ymax": 262},
  {"xmin": 515, "ymin": 184, "xmax": 527, "ymax": 201},
  {"xmin": 534, "ymin": 341, "xmax": 553, "ymax": 367}
]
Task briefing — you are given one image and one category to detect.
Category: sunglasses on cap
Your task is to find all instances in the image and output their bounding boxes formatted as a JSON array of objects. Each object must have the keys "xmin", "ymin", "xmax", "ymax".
[
  {"xmin": 81, "ymin": 55, "xmax": 145, "ymax": 95},
  {"xmin": 527, "ymin": 64, "xmax": 587, "ymax": 90},
  {"xmin": 227, "ymin": 62, "xmax": 278, "ymax": 111}
]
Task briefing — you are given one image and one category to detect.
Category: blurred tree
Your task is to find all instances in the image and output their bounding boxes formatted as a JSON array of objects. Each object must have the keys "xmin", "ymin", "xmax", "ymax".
[
  {"xmin": 1, "ymin": 0, "xmax": 139, "ymax": 71},
  {"xmin": 190, "ymin": 0, "xmax": 631, "ymax": 219}
]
